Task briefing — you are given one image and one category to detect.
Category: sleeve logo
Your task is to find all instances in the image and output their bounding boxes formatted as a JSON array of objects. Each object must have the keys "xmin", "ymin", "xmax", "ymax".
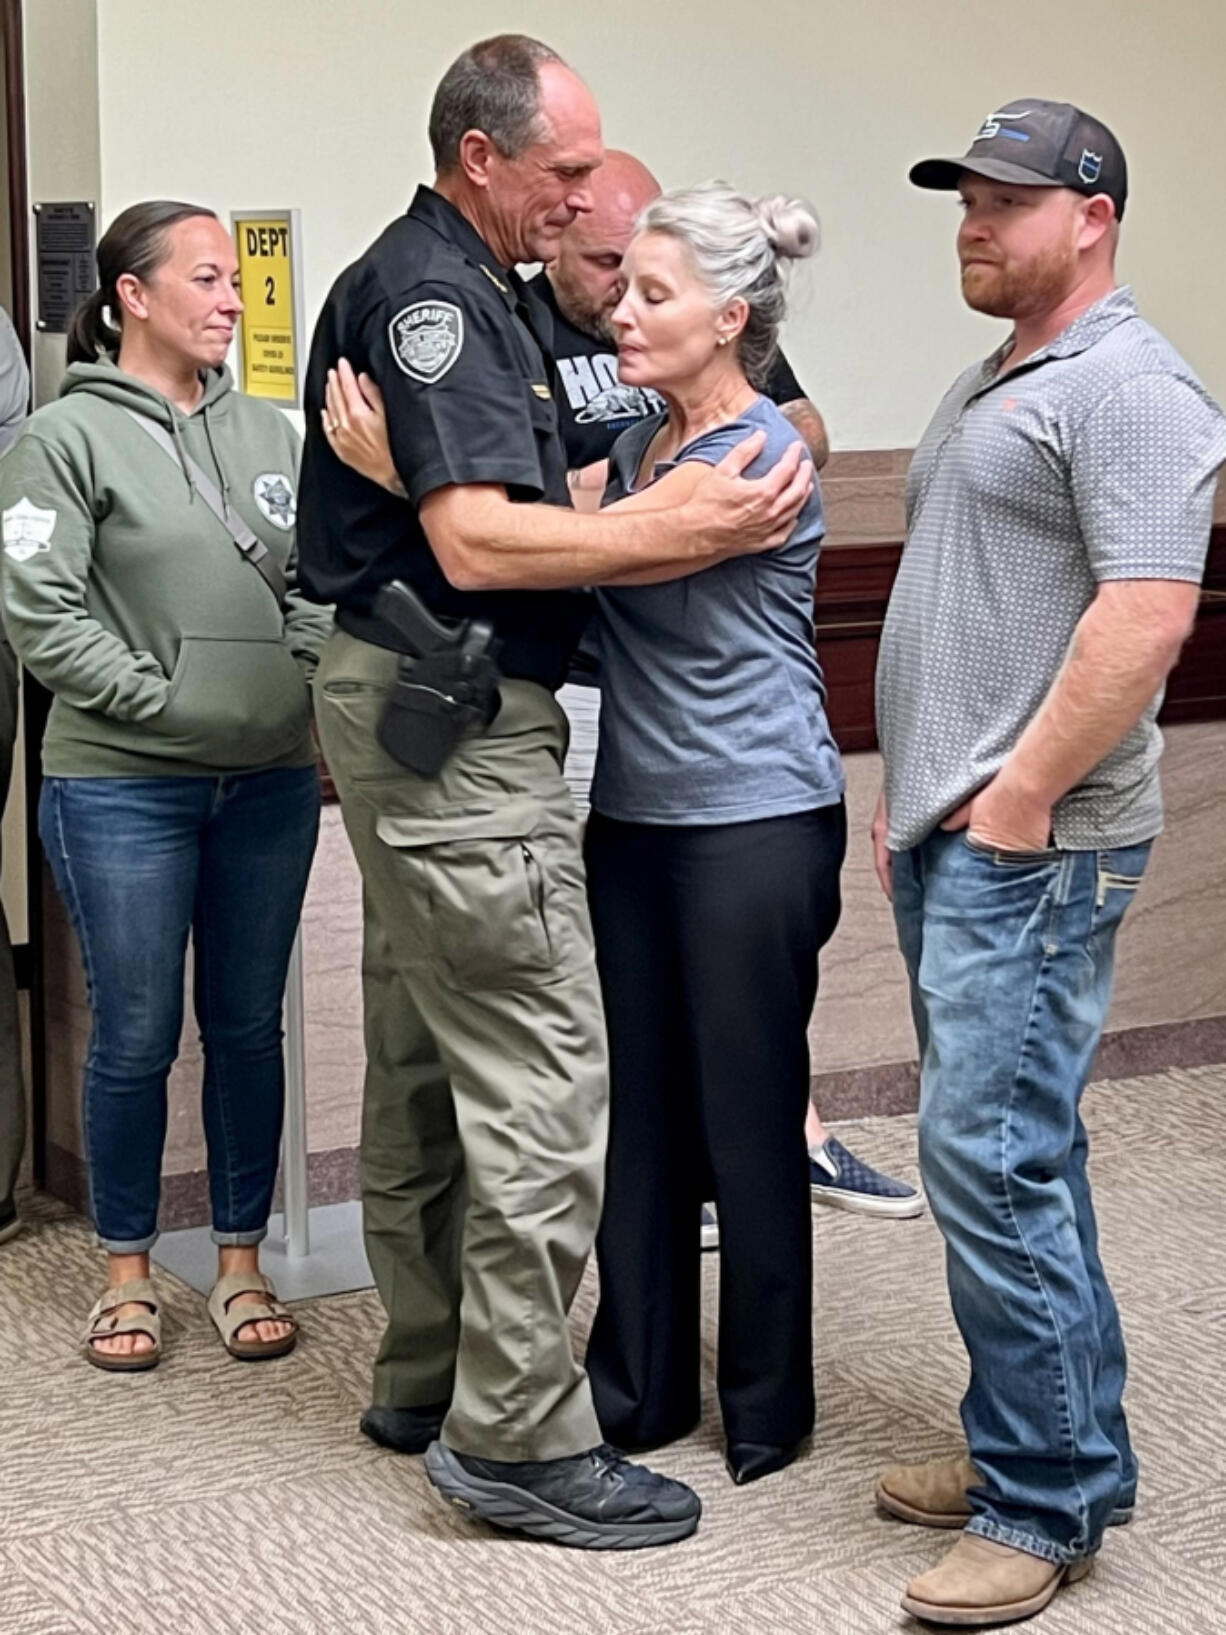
[
  {"xmin": 2, "ymin": 496, "xmax": 57, "ymax": 562},
  {"xmin": 252, "ymin": 472, "xmax": 296, "ymax": 530},
  {"xmin": 389, "ymin": 301, "xmax": 464, "ymax": 383}
]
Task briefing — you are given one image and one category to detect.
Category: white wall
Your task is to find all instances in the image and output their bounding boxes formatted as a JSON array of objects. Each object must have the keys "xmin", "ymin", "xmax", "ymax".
[{"xmin": 92, "ymin": 0, "xmax": 1226, "ymax": 450}]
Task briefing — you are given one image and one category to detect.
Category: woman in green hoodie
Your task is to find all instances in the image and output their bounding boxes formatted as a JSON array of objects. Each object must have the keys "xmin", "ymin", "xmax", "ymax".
[{"xmin": 0, "ymin": 201, "xmax": 331, "ymax": 1370}]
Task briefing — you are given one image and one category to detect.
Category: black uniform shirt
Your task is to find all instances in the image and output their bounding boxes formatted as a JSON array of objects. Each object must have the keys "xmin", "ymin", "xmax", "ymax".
[
  {"xmin": 529, "ymin": 270, "xmax": 807, "ymax": 469},
  {"xmin": 298, "ymin": 186, "xmax": 591, "ymax": 690}
]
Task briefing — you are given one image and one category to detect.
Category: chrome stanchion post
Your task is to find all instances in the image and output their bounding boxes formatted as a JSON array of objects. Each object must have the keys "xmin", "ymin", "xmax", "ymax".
[{"xmin": 282, "ymin": 924, "xmax": 310, "ymax": 1257}]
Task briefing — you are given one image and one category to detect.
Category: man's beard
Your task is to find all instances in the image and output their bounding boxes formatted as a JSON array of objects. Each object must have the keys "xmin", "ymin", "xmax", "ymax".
[
  {"xmin": 550, "ymin": 267, "xmax": 617, "ymax": 344},
  {"xmin": 960, "ymin": 239, "xmax": 1077, "ymax": 320}
]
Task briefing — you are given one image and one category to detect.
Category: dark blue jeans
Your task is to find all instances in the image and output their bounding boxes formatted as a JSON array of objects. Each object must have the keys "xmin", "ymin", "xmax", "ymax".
[
  {"xmin": 892, "ymin": 828, "xmax": 1151, "ymax": 1565},
  {"xmin": 40, "ymin": 768, "xmax": 320, "ymax": 1253}
]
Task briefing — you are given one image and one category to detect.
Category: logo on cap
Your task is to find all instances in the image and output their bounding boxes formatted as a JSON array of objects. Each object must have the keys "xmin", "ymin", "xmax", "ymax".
[
  {"xmin": 976, "ymin": 109, "xmax": 1033, "ymax": 143},
  {"xmin": 1078, "ymin": 150, "xmax": 1104, "ymax": 185}
]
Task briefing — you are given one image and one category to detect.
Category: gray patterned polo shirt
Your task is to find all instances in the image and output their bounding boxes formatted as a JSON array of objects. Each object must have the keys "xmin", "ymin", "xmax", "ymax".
[{"xmin": 877, "ymin": 286, "xmax": 1226, "ymax": 852}]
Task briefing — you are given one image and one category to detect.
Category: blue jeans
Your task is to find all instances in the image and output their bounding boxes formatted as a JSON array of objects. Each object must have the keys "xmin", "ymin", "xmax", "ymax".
[
  {"xmin": 40, "ymin": 768, "xmax": 320, "ymax": 1253},
  {"xmin": 892, "ymin": 828, "xmax": 1151, "ymax": 1565}
]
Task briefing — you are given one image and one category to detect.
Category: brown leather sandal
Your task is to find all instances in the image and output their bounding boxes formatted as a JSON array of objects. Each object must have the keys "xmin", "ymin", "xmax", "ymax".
[
  {"xmin": 207, "ymin": 1270, "xmax": 298, "ymax": 1361},
  {"xmin": 83, "ymin": 1278, "xmax": 162, "ymax": 1372}
]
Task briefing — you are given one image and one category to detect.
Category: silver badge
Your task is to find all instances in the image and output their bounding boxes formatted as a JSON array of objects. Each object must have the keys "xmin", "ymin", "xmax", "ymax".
[
  {"xmin": 389, "ymin": 301, "xmax": 464, "ymax": 383},
  {"xmin": 252, "ymin": 472, "xmax": 296, "ymax": 530}
]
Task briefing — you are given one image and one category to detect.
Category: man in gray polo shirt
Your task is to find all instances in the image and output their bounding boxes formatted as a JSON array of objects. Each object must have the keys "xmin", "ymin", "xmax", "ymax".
[{"xmin": 869, "ymin": 101, "xmax": 1226, "ymax": 1626}]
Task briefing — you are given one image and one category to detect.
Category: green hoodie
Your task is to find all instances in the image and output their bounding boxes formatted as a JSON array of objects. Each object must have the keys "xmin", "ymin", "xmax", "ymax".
[{"xmin": 0, "ymin": 359, "xmax": 332, "ymax": 777}]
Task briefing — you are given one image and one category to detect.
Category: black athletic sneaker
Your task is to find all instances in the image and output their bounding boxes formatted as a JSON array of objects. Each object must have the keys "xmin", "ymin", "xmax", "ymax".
[
  {"xmin": 359, "ymin": 1402, "xmax": 449, "ymax": 1455},
  {"xmin": 425, "ymin": 1439, "xmax": 701, "ymax": 1549}
]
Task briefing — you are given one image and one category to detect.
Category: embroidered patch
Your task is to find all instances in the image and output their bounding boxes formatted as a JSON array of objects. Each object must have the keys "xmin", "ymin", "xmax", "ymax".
[
  {"xmin": 975, "ymin": 108, "xmax": 1033, "ymax": 142},
  {"xmin": 389, "ymin": 301, "xmax": 464, "ymax": 383},
  {"xmin": 1078, "ymin": 149, "xmax": 1104, "ymax": 185},
  {"xmin": 252, "ymin": 472, "xmax": 296, "ymax": 530},
  {"xmin": 2, "ymin": 497, "xmax": 57, "ymax": 562}
]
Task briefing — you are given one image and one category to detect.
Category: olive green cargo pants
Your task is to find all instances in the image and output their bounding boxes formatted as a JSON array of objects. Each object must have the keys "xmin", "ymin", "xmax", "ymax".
[{"xmin": 314, "ymin": 626, "xmax": 606, "ymax": 1460}]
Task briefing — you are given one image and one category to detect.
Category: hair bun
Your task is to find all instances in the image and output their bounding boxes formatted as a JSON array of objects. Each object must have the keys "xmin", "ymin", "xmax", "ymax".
[{"xmin": 753, "ymin": 195, "xmax": 820, "ymax": 261}]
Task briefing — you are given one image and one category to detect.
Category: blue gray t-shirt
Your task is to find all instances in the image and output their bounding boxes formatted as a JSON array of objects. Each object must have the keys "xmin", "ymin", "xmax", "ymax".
[{"xmin": 590, "ymin": 395, "xmax": 844, "ymax": 825}]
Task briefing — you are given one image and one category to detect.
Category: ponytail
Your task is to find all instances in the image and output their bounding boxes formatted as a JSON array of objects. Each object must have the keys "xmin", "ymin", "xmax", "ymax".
[{"xmin": 66, "ymin": 287, "xmax": 122, "ymax": 365}]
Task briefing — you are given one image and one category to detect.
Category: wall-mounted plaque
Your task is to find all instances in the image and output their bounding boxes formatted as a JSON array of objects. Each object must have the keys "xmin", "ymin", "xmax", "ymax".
[
  {"xmin": 35, "ymin": 202, "xmax": 97, "ymax": 334},
  {"xmin": 231, "ymin": 209, "xmax": 304, "ymax": 408}
]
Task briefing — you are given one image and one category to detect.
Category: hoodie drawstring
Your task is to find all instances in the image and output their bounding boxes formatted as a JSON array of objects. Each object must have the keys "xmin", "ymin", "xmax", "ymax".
[
  {"xmin": 201, "ymin": 406, "xmax": 233, "ymax": 522},
  {"xmin": 166, "ymin": 410, "xmax": 196, "ymax": 503}
]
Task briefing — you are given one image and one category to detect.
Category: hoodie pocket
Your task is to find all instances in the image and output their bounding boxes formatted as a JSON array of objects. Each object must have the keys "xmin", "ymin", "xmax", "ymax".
[{"xmin": 152, "ymin": 634, "xmax": 311, "ymax": 767}]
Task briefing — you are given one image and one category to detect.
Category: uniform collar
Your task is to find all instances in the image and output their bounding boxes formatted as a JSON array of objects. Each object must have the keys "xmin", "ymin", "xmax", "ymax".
[
  {"xmin": 407, "ymin": 185, "xmax": 519, "ymax": 313},
  {"xmin": 981, "ymin": 285, "xmax": 1139, "ymax": 385}
]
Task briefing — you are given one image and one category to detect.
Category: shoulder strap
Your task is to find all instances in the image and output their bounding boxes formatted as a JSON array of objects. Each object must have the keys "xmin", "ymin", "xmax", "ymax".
[{"xmin": 123, "ymin": 407, "xmax": 288, "ymax": 609}]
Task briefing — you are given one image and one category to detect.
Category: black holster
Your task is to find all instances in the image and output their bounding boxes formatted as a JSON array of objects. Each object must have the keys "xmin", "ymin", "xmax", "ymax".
[{"xmin": 372, "ymin": 581, "xmax": 502, "ymax": 779}]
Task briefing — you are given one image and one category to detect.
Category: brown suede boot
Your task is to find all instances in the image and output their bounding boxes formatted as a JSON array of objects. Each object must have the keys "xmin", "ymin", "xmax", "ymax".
[
  {"xmin": 877, "ymin": 1454, "xmax": 977, "ymax": 1528},
  {"xmin": 902, "ymin": 1533, "xmax": 1093, "ymax": 1626},
  {"xmin": 876, "ymin": 1452, "xmax": 1135, "ymax": 1531}
]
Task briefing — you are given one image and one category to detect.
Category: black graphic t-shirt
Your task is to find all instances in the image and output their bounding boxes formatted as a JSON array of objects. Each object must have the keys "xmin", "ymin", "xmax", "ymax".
[{"xmin": 528, "ymin": 270, "xmax": 806, "ymax": 469}]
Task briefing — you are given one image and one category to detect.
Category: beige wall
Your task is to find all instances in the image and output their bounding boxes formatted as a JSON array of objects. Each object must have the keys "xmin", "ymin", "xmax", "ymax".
[
  {"xmin": 92, "ymin": 0, "xmax": 1226, "ymax": 449},
  {"xmin": 26, "ymin": 0, "xmax": 100, "ymax": 410}
]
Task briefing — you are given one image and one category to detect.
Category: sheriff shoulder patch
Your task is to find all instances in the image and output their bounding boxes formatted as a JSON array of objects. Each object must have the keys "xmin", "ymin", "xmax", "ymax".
[
  {"xmin": 2, "ymin": 497, "xmax": 57, "ymax": 562},
  {"xmin": 389, "ymin": 301, "xmax": 464, "ymax": 384}
]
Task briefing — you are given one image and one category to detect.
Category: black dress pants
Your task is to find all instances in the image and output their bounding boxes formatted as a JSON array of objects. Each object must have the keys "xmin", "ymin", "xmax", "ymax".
[{"xmin": 583, "ymin": 802, "xmax": 846, "ymax": 1450}]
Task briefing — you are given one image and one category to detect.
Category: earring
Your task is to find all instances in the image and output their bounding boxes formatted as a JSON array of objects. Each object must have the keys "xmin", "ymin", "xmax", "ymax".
[{"xmin": 716, "ymin": 336, "xmax": 730, "ymax": 348}]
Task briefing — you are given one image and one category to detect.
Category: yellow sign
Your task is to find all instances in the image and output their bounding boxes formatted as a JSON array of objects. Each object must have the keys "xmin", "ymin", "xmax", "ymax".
[{"xmin": 232, "ymin": 211, "xmax": 301, "ymax": 406}]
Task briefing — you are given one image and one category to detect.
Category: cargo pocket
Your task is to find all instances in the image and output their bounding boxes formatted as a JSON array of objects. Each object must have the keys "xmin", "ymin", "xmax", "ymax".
[{"xmin": 374, "ymin": 798, "xmax": 576, "ymax": 991}]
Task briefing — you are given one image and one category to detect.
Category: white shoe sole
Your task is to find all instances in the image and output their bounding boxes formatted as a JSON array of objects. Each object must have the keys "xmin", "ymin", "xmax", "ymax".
[
  {"xmin": 425, "ymin": 1441, "xmax": 700, "ymax": 1550},
  {"xmin": 811, "ymin": 1184, "xmax": 926, "ymax": 1219}
]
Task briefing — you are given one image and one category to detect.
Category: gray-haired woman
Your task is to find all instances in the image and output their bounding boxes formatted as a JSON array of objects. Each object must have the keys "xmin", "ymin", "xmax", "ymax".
[{"xmin": 581, "ymin": 186, "xmax": 845, "ymax": 1483}]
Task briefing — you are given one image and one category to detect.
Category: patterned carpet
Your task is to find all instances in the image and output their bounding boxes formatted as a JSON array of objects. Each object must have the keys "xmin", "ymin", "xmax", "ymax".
[{"xmin": 2, "ymin": 1063, "xmax": 1223, "ymax": 1635}]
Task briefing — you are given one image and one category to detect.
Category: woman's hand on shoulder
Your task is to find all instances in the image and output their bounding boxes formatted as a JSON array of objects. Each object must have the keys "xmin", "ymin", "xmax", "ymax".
[{"xmin": 322, "ymin": 359, "xmax": 406, "ymax": 497}]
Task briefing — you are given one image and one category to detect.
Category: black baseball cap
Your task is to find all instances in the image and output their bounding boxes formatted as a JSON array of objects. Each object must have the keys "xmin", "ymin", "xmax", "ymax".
[{"xmin": 910, "ymin": 99, "xmax": 1128, "ymax": 219}]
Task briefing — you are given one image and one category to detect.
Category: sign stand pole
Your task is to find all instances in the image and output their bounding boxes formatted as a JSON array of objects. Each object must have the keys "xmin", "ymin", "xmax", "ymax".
[{"xmin": 281, "ymin": 927, "xmax": 310, "ymax": 1258}]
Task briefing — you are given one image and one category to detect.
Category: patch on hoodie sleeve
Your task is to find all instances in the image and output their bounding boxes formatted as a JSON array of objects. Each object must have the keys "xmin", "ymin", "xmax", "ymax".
[
  {"xmin": 252, "ymin": 473, "xmax": 296, "ymax": 530},
  {"xmin": 2, "ymin": 497, "xmax": 57, "ymax": 562}
]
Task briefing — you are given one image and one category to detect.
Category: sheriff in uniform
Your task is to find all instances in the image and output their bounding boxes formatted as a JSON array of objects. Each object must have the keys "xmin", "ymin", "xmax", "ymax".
[
  {"xmin": 296, "ymin": 34, "xmax": 815, "ymax": 1549},
  {"xmin": 301, "ymin": 177, "xmax": 607, "ymax": 1467}
]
